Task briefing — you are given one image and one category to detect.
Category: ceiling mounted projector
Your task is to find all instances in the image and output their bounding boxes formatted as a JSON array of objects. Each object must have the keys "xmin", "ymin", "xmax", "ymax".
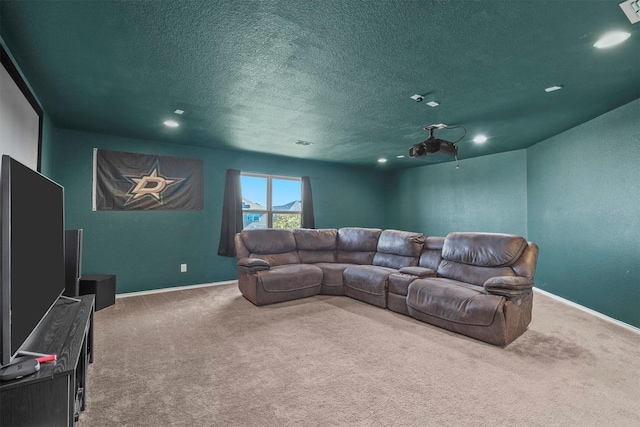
[{"xmin": 408, "ymin": 126, "xmax": 458, "ymax": 158}]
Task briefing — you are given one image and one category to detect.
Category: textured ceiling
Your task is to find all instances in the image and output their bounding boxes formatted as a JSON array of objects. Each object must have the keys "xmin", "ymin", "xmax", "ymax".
[{"xmin": 1, "ymin": 0, "xmax": 638, "ymax": 168}]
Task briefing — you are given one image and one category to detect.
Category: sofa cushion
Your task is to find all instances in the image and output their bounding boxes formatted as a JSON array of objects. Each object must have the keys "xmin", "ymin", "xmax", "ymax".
[
  {"xmin": 298, "ymin": 250, "xmax": 336, "ymax": 264},
  {"xmin": 372, "ymin": 252, "xmax": 418, "ymax": 269},
  {"xmin": 240, "ymin": 229, "xmax": 300, "ymax": 266},
  {"xmin": 256, "ymin": 264, "xmax": 323, "ymax": 292},
  {"xmin": 237, "ymin": 258, "xmax": 271, "ymax": 273},
  {"xmin": 294, "ymin": 228, "xmax": 338, "ymax": 263},
  {"xmin": 343, "ymin": 265, "xmax": 396, "ymax": 295},
  {"xmin": 442, "ymin": 232, "xmax": 527, "ymax": 267},
  {"xmin": 313, "ymin": 263, "xmax": 355, "ymax": 286},
  {"xmin": 419, "ymin": 236, "xmax": 445, "ymax": 270},
  {"xmin": 337, "ymin": 250, "xmax": 377, "ymax": 265},
  {"xmin": 372, "ymin": 229, "xmax": 425, "ymax": 269},
  {"xmin": 437, "ymin": 260, "xmax": 516, "ymax": 287},
  {"xmin": 343, "ymin": 265, "xmax": 395, "ymax": 308},
  {"xmin": 398, "ymin": 266, "xmax": 436, "ymax": 277},
  {"xmin": 388, "ymin": 273, "xmax": 418, "ymax": 296},
  {"xmin": 425, "ymin": 236, "xmax": 445, "ymax": 250},
  {"xmin": 407, "ymin": 278, "xmax": 503, "ymax": 326},
  {"xmin": 338, "ymin": 227, "xmax": 382, "ymax": 251},
  {"xmin": 293, "ymin": 228, "xmax": 337, "ymax": 250},
  {"xmin": 511, "ymin": 242, "xmax": 539, "ymax": 280},
  {"xmin": 337, "ymin": 227, "xmax": 382, "ymax": 264},
  {"xmin": 234, "ymin": 233, "xmax": 251, "ymax": 259},
  {"xmin": 375, "ymin": 229, "xmax": 425, "ymax": 257},
  {"xmin": 241, "ymin": 229, "xmax": 297, "ymax": 254},
  {"xmin": 250, "ymin": 251, "xmax": 300, "ymax": 267}
]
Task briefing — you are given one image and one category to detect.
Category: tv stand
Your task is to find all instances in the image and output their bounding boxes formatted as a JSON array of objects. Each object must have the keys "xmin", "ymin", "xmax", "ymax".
[{"xmin": 0, "ymin": 295, "xmax": 94, "ymax": 426}]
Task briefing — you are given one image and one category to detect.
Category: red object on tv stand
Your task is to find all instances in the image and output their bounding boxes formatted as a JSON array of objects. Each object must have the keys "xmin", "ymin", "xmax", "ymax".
[{"xmin": 36, "ymin": 354, "xmax": 57, "ymax": 363}]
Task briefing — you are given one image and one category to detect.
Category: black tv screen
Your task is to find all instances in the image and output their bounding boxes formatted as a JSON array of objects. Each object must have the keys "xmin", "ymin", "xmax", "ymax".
[{"xmin": 0, "ymin": 155, "xmax": 65, "ymax": 366}]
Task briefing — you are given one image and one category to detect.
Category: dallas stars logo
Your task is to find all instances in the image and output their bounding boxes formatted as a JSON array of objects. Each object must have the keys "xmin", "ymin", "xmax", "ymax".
[{"xmin": 123, "ymin": 162, "xmax": 185, "ymax": 206}]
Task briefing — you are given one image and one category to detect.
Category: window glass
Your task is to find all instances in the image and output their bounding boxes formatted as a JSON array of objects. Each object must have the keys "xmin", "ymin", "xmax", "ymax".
[
  {"xmin": 272, "ymin": 179, "xmax": 301, "ymax": 212},
  {"xmin": 243, "ymin": 212, "xmax": 267, "ymax": 229},
  {"xmin": 272, "ymin": 213, "xmax": 301, "ymax": 230},
  {"xmin": 241, "ymin": 173, "xmax": 302, "ymax": 230},
  {"xmin": 240, "ymin": 175, "xmax": 267, "ymax": 210}
]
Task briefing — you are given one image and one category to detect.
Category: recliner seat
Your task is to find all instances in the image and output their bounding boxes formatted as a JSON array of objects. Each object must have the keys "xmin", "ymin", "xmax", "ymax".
[{"xmin": 234, "ymin": 227, "xmax": 538, "ymax": 346}]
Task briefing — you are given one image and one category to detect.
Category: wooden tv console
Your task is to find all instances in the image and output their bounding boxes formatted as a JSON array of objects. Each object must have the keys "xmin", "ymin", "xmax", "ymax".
[{"xmin": 0, "ymin": 294, "xmax": 94, "ymax": 426}]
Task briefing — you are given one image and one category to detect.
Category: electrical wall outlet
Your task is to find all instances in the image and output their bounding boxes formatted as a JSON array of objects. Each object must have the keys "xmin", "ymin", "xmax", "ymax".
[{"xmin": 180, "ymin": 263, "xmax": 187, "ymax": 273}]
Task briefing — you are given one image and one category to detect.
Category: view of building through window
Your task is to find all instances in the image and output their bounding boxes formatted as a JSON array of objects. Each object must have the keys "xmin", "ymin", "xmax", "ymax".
[{"xmin": 241, "ymin": 173, "xmax": 302, "ymax": 230}]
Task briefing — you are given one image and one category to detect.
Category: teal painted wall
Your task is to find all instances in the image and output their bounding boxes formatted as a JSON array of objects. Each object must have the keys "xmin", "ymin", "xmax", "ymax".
[
  {"xmin": 527, "ymin": 99, "xmax": 640, "ymax": 327},
  {"xmin": 39, "ymin": 112, "xmax": 55, "ymax": 173},
  {"xmin": 386, "ymin": 150, "xmax": 528, "ymax": 238},
  {"xmin": 387, "ymin": 104, "xmax": 639, "ymax": 328},
  {"xmin": 49, "ymin": 127, "xmax": 387, "ymax": 294}
]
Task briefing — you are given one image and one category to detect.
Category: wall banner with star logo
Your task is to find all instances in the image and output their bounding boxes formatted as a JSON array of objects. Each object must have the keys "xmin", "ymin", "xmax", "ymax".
[{"xmin": 92, "ymin": 149, "xmax": 204, "ymax": 211}]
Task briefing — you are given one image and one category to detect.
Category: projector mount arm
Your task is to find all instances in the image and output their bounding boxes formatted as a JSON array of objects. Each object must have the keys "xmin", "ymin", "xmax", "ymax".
[{"xmin": 423, "ymin": 124, "xmax": 466, "ymax": 143}]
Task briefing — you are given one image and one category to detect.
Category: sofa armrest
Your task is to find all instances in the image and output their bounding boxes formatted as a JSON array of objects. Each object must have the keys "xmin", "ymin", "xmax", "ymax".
[
  {"xmin": 484, "ymin": 276, "xmax": 534, "ymax": 297},
  {"xmin": 238, "ymin": 257, "xmax": 271, "ymax": 273},
  {"xmin": 398, "ymin": 266, "xmax": 436, "ymax": 278}
]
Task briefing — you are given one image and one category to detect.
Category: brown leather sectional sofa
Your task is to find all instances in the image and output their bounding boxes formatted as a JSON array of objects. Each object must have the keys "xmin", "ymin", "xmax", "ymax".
[{"xmin": 234, "ymin": 227, "xmax": 539, "ymax": 346}]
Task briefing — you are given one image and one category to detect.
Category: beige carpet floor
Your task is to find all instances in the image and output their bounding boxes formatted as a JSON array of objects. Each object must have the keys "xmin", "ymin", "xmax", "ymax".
[{"xmin": 79, "ymin": 283, "xmax": 640, "ymax": 427}]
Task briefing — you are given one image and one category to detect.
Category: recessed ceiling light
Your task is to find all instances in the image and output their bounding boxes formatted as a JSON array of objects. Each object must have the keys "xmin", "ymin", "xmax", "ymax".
[
  {"xmin": 593, "ymin": 31, "xmax": 631, "ymax": 48},
  {"xmin": 396, "ymin": 155, "xmax": 405, "ymax": 159},
  {"xmin": 163, "ymin": 120, "xmax": 180, "ymax": 128},
  {"xmin": 426, "ymin": 101, "xmax": 440, "ymax": 107},
  {"xmin": 174, "ymin": 109, "xmax": 184, "ymax": 115},
  {"xmin": 473, "ymin": 135, "xmax": 487, "ymax": 144},
  {"xmin": 378, "ymin": 158, "xmax": 387, "ymax": 163},
  {"xmin": 544, "ymin": 85, "xmax": 563, "ymax": 93}
]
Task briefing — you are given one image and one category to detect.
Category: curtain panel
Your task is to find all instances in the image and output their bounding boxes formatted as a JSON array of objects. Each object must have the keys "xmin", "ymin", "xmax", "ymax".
[
  {"xmin": 217, "ymin": 169, "xmax": 243, "ymax": 257},
  {"xmin": 301, "ymin": 176, "xmax": 315, "ymax": 229}
]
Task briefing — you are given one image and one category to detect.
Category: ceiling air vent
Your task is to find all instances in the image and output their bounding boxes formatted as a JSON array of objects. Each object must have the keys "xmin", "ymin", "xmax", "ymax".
[
  {"xmin": 619, "ymin": 0, "xmax": 640, "ymax": 24},
  {"xmin": 294, "ymin": 140, "xmax": 313, "ymax": 146}
]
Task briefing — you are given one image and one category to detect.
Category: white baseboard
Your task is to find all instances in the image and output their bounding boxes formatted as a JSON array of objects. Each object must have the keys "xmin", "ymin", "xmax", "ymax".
[
  {"xmin": 534, "ymin": 287, "xmax": 640, "ymax": 334},
  {"xmin": 116, "ymin": 280, "xmax": 238, "ymax": 299}
]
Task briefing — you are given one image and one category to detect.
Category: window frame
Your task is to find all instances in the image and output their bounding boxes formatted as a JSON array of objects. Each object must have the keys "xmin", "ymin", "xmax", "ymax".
[{"xmin": 240, "ymin": 172, "xmax": 302, "ymax": 229}]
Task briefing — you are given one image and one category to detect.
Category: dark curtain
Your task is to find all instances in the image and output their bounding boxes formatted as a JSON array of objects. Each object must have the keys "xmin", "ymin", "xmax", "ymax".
[
  {"xmin": 301, "ymin": 176, "xmax": 315, "ymax": 229},
  {"xmin": 217, "ymin": 169, "xmax": 243, "ymax": 257}
]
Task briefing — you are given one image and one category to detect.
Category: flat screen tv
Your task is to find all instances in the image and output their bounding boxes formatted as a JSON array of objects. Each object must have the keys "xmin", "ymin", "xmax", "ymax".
[{"xmin": 0, "ymin": 155, "xmax": 65, "ymax": 367}]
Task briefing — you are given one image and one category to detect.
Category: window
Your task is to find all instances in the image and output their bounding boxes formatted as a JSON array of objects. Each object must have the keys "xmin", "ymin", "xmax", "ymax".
[{"xmin": 241, "ymin": 173, "xmax": 302, "ymax": 230}]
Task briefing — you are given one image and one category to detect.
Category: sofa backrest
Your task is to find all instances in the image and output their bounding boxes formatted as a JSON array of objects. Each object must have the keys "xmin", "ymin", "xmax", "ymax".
[
  {"xmin": 293, "ymin": 228, "xmax": 338, "ymax": 263},
  {"xmin": 511, "ymin": 242, "xmax": 539, "ymax": 280},
  {"xmin": 337, "ymin": 227, "xmax": 382, "ymax": 264},
  {"xmin": 419, "ymin": 236, "xmax": 445, "ymax": 270},
  {"xmin": 237, "ymin": 229, "xmax": 300, "ymax": 266},
  {"xmin": 372, "ymin": 229, "xmax": 425, "ymax": 269},
  {"xmin": 437, "ymin": 232, "xmax": 537, "ymax": 286}
]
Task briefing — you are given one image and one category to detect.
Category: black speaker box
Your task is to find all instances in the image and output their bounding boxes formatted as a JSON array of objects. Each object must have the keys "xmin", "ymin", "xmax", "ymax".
[
  {"xmin": 79, "ymin": 274, "xmax": 116, "ymax": 311},
  {"xmin": 64, "ymin": 229, "xmax": 83, "ymax": 297}
]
